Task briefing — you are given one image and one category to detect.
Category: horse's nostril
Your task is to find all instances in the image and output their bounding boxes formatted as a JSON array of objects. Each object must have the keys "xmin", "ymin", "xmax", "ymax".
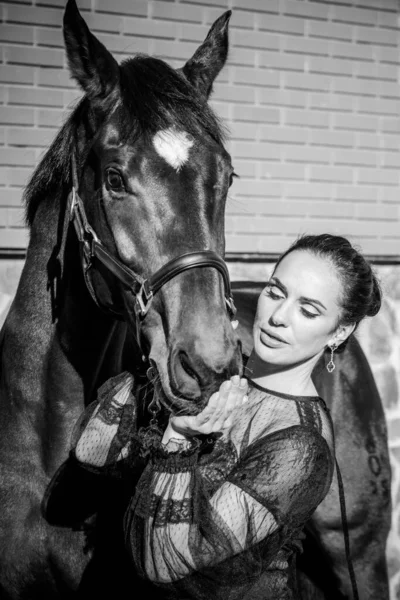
[{"xmin": 179, "ymin": 351, "xmax": 201, "ymax": 387}]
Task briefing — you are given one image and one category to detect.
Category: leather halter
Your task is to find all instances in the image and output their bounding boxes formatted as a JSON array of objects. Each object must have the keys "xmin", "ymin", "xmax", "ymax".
[{"xmin": 66, "ymin": 154, "xmax": 237, "ymax": 347}]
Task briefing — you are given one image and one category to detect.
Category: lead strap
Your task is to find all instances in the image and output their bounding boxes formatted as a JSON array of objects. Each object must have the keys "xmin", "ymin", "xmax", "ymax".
[{"xmin": 335, "ymin": 458, "xmax": 359, "ymax": 600}]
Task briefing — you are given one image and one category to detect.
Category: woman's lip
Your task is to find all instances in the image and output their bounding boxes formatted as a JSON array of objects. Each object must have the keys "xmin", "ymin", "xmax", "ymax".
[{"xmin": 261, "ymin": 329, "xmax": 288, "ymax": 344}]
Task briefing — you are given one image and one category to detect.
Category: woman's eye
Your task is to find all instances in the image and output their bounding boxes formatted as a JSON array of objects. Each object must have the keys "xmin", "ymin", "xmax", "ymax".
[
  {"xmin": 301, "ymin": 307, "xmax": 319, "ymax": 319},
  {"xmin": 265, "ymin": 285, "xmax": 284, "ymax": 300},
  {"xmin": 106, "ymin": 170, "xmax": 123, "ymax": 190}
]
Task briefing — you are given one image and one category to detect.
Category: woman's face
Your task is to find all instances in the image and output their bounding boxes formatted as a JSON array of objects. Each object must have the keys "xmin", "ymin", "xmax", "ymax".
[{"xmin": 253, "ymin": 250, "xmax": 345, "ymax": 367}]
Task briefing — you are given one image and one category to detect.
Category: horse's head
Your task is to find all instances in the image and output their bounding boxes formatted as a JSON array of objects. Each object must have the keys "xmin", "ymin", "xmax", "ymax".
[{"xmin": 62, "ymin": 0, "xmax": 242, "ymax": 414}]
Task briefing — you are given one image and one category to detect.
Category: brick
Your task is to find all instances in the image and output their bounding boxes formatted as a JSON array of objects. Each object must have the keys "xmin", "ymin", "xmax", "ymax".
[
  {"xmin": 283, "ymin": 0, "xmax": 330, "ymax": 20},
  {"xmin": 9, "ymin": 86, "xmax": 64, "ymax": 107},
  {"xmin": 263, "ymin": 163, "xmax": 307, "ymax": 180},
  {"xmin": 358, "ymin": 239, "xmax": 400, "ymax": 255},
  {"xmin": 0, "ymin": 107, "xmax": 34, "ymax": 126},
  {"xmin": 84, "ymin": 12, "xmax": 124, "ymax": 35},
  {"xmin": 229, "ymin": 121, "xmax": 259, "ymax": 140},
  {"xmin": 232, "ymin": 160, "xmax": 257, "ymax": 178},
  {"xmin": 38, "ymin": 68, "xmax": 75, "ymax": 89},
  {"xmin": 151, "ymin": 39, "xmax": 200, "ymax": 61},
  {"xmin": 213, "ymin": 83, "xmax": 256, "ymax": 104},
  {"xmin": 0, "ymin": 65, "xmax": 34, "ymax": 84},
  {"xmin": 284, "ymin": 72, "xmax": 330, "ymax": 92},
  {"xmin": 309, "ymin": 93, "xmax": 354, "ymax": 112},
  {"xmin": 232, "ymin": 105, "xmax": 280, "ymax": 123},
  {"xmin": 35, "ymin": 27, "xmax": 63, "ymax": 48},
  {"xmin": 377, "ymin": 47, "xmax": 400, "ymax": 64},
  {"xmin": 378, "ymin": 10, "xmax": 400, "ymax": 29},
  {"xmin": 7, "ymin": 207, "xmax": 25, "ymax": 228},
  {"xmin": 231, "ymin": 179, "xmax": 283, "ymax": 196},
  {"xmin": 285, "ymin": 109, "xmax": 330, "ymax": 129},
  {"xmin": 334, "ymin": 149, "xmax": 378, "ymax": 167},
  {"xmin": 378, "ymin": 81, "xmax": 400, "ymax": 99},
  {"xmin": 5, "ymin": 5, "xmax": 62, "ymax": 27},
  {"xmin": 176, "ymin": 22, "xmax": 209, "ymax": 43},
  {"xmin": 355, "ymin": 203, "xmax": 398, "ymax": 220},
  {"xmin": 309, "ymin": 129, "xmax": 356, "ymax": 148},
  {"xmin": 358, "ymin": 168, "xmax": 399, "ymax": 186},
  {"xmin": 0, "ymin": 187, "xmax": 24, "ymax": 207},
  {"xmin": 381, "ymin": 118, "xmax": 400, "ymax": 134},
  {"xmin": 381, "ymin": 153, "xmax": 400, "ymax": 169},
  {"xmin": 333, "ymin": 77, "xmax": 377, "ymax": 96},
  {"xmin": 309, "ymin": 21, "xmax": 353, "ymax": 42},
  {"xmin": 182, "ymin": 0, "xmax": 229, "ymax": 7},
  {"xmin": 0, "ymin": 227, "xmax": 29, "ymax": 248},
  {"xmin": 38, "ymin": 0, "xmax": 91, "ymax": 8},
  {"xmin": 226, "ymin": 10, "xmax": 255, "ymax": 30},
  {"xmin": 7, "ymin": 127, "xmax": 56, "ymax": 147},
  {"xmin": 232, "ymin": 0, "xmax": 279, "ymax": 13},
  {"xmin": 37, "ymin": 108, "xmax": 66, "ymax": 128},
  {"xmin": 357, "ymin": 133, "xmax": 394, "ymax": 151},
  {"xmin": 257, "ymin": 14, "xmax": 304, "ymax": 35},
  {"xmin": 226, "ymin": 47, "xmax": 257, "ymax": 67},
  {"xmin": 332, "ymin": 5, "xmax": 378, "ymax": 25},
  {"xmin": 97, "ymin": 0, "xmax": 147, "ymax": 17},
  {"xmin": 356, "ymin": 62, "xmax": 398, "ymax": 81},
  {"xmin": 283, "ymin": 146, "xmax": 332, "ymax": 164},
  {"xmin": 0, "ymin": 24, "xmax": 34, "ymax": 45},
  {"xmin": 331, "ymin": 41, "xmax": 375, "ymax": 61},
  {"xmin": 5, "ymin": 45, "xmax": 64, "ymax": 68},
  {"xmin": 283, "ymin": 37, "xmax": 329, "ymax": 56},
  {"xmin": 233, "ymin": 180, "xmax": 284, "ymax": 197},
  {"xmin": 379, "ymin": 187, "xmax": 399, "ymax": 203},
  {"xmin": 357, "ymin": 97, "xmax": 399, "ymax": 116},
  {"xmin": 231, "ymin": 141, "xmax": 281, "ymax": 160},
  {"xmin": 354, "ymin": 0, "xmax": 398, "ymax": 10},
  {"xmin": 123, "ymin": 17, "xmax": 178, "ymax": 39},
  {"xmin": 0, "ymin": 147, "xmax": 36, "ymax": 166},
  {"xmin": 259, "ymin": 51, "xmax": 305, "ymax": 72},
  {"xmin": 284, "ymin": 182, "xmax": 332, "ymax": 199},
  {"xmin": 356, "ymin": 27, "xmax": 399, "ymax": 46},
  {"xmin": 231, "ymin": 30, "xmax": 280, "ymax": 51},
  {"xmin": 0, "ymin": 167, "xmax": 31, "ymax": 187},
  {"xmin": 209, "ymin": 101, "xmax": 231, "ymax": 120},
  {"xmin": 310, "ymin": 57, "xmax": 353, "ymax": 76},
  {"xmin": 336, "ymin": 185, "xmax": 377, "ymax": 202},
  {"xmin": 334, "ymin": 113, "xmax": 379, "ymax": 132},
  {"xmin": 233, "ymin": 67, "xmax": 280, "ymax": 88},
  {"xmin": 64, "ymin": 89, "xmax": 83, "ymax": 108},
  {"xmin": 260, "ymin": 125, "xmax": 308, "ymax": 144},
  {"xmin": 152, "ymin": 2, "xmax": 201, "ymax": 22},
  {"xmin": 259, "ymin": 88, "xmax": 306, "ymax": 108},
  {"xmin": 93, "ymin": 32, "xmax": 149, "ymax": 55},
  {"xmin": 310, "ymin": 166, "xmax": 353, "ymax": 183}
]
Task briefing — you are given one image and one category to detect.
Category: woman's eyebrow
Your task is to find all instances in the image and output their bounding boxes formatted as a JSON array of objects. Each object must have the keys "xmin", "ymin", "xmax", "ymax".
[{"xmin": 272, "ymin": 277, "xmax": 327, "ymax": 310}]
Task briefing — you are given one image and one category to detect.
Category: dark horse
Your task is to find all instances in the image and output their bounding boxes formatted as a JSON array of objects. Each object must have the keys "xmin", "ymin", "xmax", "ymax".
[{"xmin": 0, "ymin": 1, "xmax": 391, "ymax": 598}]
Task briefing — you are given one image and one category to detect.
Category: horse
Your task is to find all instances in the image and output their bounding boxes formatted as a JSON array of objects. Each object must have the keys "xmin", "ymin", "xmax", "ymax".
[
  {"xmin": 0, "ymin": 1, "xmax": 391, "ymax": 598},
  {"xmin": 233, "ymin": 281, "xmax": 391, "ymax": 599},
  {"xmin": 0, "ymin": 1, "xmax": 242, "ymax": 597}
]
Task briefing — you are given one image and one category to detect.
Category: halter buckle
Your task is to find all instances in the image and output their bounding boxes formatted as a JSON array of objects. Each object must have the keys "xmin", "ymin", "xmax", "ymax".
[{"xmin": 135, "ymin": 280, "xmax": 153, "ymax": 318}]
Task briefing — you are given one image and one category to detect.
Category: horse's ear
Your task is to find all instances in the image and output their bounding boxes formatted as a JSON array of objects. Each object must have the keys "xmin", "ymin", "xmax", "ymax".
[
  {"xmin": 63, "ymin": 0, "xmax": 119, "ymax": 100},
  {"xmin": 181, "ymin": 11, "xmax": 231, "ymax": 99}
]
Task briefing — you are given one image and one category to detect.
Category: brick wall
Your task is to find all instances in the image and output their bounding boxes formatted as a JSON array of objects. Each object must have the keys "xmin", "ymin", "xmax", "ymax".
[{"xmin": 0, "ymin": 0, "xmax": 399, "ymax": 257}]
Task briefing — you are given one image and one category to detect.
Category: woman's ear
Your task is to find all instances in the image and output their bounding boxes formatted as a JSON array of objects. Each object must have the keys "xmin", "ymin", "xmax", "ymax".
[{"xmin": 329, "ymin": 322, "xmax": 356, "ymax": 349}]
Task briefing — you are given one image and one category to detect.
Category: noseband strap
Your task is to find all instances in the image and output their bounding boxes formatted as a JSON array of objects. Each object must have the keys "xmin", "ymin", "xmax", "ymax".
[{"xmin": 65, "ymin": 155, "xmax": 236, "ymax": 343}]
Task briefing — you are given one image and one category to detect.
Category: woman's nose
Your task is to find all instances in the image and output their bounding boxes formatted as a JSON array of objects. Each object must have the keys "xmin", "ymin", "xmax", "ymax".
[{"xmin": 270, "ymin": 301, "xmax": 290, "ymax": 326}]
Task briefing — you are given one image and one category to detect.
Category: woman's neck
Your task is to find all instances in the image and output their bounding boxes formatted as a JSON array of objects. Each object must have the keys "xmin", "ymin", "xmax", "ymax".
[{"xmin": 245, "ymin": 351, "xmax": 321, "ymax": 397}]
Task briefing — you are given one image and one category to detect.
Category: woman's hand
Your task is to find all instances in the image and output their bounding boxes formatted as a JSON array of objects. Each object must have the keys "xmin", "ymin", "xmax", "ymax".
[{"xmin": 162, "ymin": 375, "xmax": 248, "ymax": 445}]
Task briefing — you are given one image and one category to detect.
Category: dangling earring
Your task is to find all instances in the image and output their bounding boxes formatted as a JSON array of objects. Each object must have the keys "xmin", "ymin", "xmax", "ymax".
[{"xmin": 326, "ymin": 343, "xmax": 337, "ymax": 373}]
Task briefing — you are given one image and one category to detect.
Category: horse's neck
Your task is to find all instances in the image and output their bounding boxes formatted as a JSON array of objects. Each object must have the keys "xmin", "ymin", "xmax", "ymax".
[{"xmin": 0, "ymin": 200, "xmax": 124, "ymax": 473}]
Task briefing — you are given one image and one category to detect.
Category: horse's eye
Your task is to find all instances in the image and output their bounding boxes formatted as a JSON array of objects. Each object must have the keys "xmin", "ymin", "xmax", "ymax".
[
  {"xmin": 229, "ymin": 171, "xmax": 239, "ymax": 187},
  {"xmin": 106, "ymin": 169, "xmax": 123, "ymax": 190}
]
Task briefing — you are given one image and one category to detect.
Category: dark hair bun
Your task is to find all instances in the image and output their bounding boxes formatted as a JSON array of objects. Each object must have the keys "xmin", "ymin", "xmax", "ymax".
[{"xmin": 366, "ymin": 274, "xmax": 382, "ymax": 318}]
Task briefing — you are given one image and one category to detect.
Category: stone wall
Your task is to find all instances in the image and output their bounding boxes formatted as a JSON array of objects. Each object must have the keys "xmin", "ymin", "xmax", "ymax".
[{"xmin": 0, "ymin": 259, "xmax": 399, "ymax": 598}]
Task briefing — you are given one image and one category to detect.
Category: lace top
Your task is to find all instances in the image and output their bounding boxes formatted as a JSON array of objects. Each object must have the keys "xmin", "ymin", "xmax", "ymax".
[{"xmin": 72, "ymin": 373, "xmax": 335, "ymax": 600}]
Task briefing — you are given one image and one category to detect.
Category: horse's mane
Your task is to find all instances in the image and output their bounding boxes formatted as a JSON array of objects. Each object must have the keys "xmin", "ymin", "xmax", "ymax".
[{"xmin": 24, "ymin": 55, "xmax": 226, "ymax": 226}]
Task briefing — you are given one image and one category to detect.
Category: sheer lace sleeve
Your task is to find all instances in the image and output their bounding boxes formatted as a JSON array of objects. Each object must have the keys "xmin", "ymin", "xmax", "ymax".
[{"xmin": 125, "ymin": 425, "xmax": 333, "ymax": 592}]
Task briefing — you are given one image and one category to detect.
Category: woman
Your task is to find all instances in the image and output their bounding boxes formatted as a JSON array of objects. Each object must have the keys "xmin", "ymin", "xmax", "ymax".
[{"xmin": 53, "ymin": 234, "xmax": 381, "ymax": 599}]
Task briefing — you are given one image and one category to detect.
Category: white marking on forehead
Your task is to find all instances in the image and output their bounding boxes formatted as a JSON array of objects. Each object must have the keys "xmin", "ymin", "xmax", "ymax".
[{"xmin": 153, "ymin": 128, "xmax": 194, "ymax": 171}]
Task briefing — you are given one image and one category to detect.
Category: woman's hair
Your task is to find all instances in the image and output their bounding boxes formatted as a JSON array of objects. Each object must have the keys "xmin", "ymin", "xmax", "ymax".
[{"xmin": 274, "ymin": 234, "xmax": 381, "ymax": 331}]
